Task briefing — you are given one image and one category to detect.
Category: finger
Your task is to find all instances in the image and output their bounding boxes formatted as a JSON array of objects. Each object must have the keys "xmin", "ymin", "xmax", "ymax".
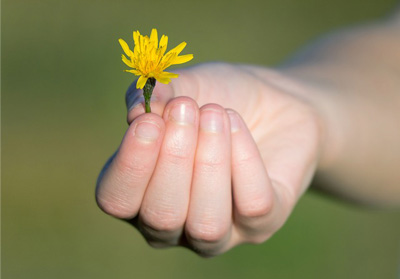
[
  {"xmin": 96, "ymin": 113, "xmax": 165, "ymax": 219},
  {"xmin": 138, "ymin": 97, "xmax": 200, "ymax": 247},
  {"xmin": 185, "ymin": 104, "xmax": 232, "ymax": 256},
  {"xmin": 226, "ymin": 109, "xmax": 275, "ymax": 244}
]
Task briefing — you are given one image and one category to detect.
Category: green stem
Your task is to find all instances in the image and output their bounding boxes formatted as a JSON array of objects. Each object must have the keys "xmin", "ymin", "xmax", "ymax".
[{"xmin": 143, "ymin": 78, "xmax": 156, "ymax": 113}]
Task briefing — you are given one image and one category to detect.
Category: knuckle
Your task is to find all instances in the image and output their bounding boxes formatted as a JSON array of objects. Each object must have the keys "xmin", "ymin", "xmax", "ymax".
[
  {"xmin": 232, "ymin": 152, "xmax": 258, "ymax": 169},
  {"xmin": 186, "ymin": 221, "xmax": 228, "ymax": 244},
  {"xmin": 114, "ymin": 155, "xmax": 148, "ymax": 180},
  {"xmin": 96, "ymin": 196, "xmax": 137, "ymax": 219},
  {"xmin": 236, "ymin": 197, "xmax": 273, "ymax": 218},
  {"xmin": 139, "ymin": 213, "xmax": 183, "ymax": 246},
  {"xmin": 163, "ymin": 137, "xmax": 192, "ymax": 165},
  {"xmin": 194, "ymin": 145, "xmax": 226, "ymax": 172},
  {"xmin": 194, "ymin": 159, "xmax": 224, "ymax": 175},
  {"xmin": 141, "ymin": 207, "xmax": 184, "ymax": 232}
]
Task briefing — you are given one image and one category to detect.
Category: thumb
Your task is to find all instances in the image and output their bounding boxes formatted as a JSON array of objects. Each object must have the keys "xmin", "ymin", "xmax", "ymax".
[{"xmin": 126, "ymin": 69, "xmax": 198, "ymax": 124}]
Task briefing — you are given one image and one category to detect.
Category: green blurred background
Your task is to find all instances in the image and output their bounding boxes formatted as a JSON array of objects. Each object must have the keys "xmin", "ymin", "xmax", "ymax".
[{"xmin": 2, "ymin": 0, "xmax": 400, "ymax": 278}]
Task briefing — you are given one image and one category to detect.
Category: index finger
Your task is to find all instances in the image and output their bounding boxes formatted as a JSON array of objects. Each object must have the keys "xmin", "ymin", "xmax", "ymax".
[{"xmin": 96, "ymin": 113, "xmax": 165, "ymax": 219}]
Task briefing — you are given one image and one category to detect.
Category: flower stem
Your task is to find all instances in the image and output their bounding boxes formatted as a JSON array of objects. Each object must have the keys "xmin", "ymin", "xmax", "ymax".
[{"xmin": 143, "ymin": 78, "xmax": 156, "ymax": 113}]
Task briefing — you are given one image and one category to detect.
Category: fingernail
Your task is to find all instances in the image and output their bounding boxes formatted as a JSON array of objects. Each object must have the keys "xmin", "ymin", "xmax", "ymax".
[
  {"xmin": 169, "ymin": 103, "xmax": 196, "ymax": 125},
  {"xmin": 227, "ymin": 110, "xmax": 241, "ymax": 133},
  {"xmin": 200, "ymin": 109, "xmax": 224, "ymax": 133},
  {"xmin": 134, "ymin": 121, "xmax": 160, "ymax": 142}
]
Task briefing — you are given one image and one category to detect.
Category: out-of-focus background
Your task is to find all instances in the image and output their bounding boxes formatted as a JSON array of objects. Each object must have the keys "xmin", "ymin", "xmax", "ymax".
[{"xmin": 2, "ymin": 0, "xmax": 400, "ymax": 278}]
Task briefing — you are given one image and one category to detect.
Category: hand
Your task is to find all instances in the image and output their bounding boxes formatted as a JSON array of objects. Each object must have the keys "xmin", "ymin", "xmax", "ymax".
[{"xmin": 96, "ymin": 63, "xmax": 323, "ymax": 256}]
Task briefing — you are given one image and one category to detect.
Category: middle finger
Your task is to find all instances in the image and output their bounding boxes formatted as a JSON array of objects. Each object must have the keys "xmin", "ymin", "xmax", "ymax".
[{"xmin": 185, "ymin": 104, "xmax": 232, "ymax": 256}]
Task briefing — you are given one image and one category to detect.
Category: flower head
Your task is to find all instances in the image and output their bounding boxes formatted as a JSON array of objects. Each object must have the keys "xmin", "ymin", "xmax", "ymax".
[{"xmin": 119, "ymin": 29, "xmax": 193, "ymax": 89}]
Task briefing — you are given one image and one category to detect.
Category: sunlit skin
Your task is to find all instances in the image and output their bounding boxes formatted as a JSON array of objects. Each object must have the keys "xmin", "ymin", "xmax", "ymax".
[
  {"xmin": 97, "ymin": 17, "xmax": 400, "ymax": 257},
  {"xmin": 97, "ymin": 63, "xmax": 320, "ymax": 256}
]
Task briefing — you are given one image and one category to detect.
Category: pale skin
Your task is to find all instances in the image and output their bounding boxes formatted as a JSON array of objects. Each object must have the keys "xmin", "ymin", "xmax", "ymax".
[{"xmin": 96, "ymin": 14, "xmax": 400, "ymax": 257}]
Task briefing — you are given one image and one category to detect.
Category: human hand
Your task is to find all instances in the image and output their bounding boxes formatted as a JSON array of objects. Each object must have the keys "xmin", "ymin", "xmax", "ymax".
[{"xmin": 96, "ymin": 63, "xmax": 323, "ymax": 256}]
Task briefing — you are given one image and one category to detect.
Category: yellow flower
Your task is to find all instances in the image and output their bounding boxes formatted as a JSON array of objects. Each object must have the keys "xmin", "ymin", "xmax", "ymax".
[{"xmin": 119, "ymin": 28, "xmax": 193, "ymax": 89}]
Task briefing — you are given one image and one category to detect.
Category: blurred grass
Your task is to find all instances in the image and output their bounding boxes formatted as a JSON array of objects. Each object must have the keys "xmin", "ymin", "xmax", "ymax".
[{"xmin": 2, "ymin": 0, "xmax": 400, "ymax": 278}]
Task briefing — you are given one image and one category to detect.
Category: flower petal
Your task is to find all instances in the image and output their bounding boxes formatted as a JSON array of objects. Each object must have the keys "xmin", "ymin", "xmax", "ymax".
[
  {"xmin": 150, "ymin": 28, "xmax": 158, "ymax": 48},
  {"xmin": 136, "ymin": 75, "xmax": 148, "ymax": 89},
  {"xmin": 159, "ymin": 35, "xmax": 168, "ymax": 48},
  {"xmin": 165, "ymin": 42, "xmax": 187, "ymax": 57},
  {"xmin": 155, "ymin": 71, "xmax": 179, "ymax": 84},
  {"xmin": 159, "ymin": 35, "xmax": 169, "ymax": 57},
  {"xmin": 156, "ymin": 77, "xmax": 171, "ymax": 84},
  {"xmin": 133, "ymin": 31, "xmax": 140, "ymax": 47},
  {"xmin": 171, "ymin": 54, "xmax": 193, "ymax": 65},
  {"xmin": 124, "ymin": 69, "xmax": 141, "ymax": 75},
  {"xmin": 158, "ymin": 71, "xmax": 179, "ymax": 79},
  {"xmin": 120, "ymin": 30, "xmax": 192, "ymax": 83},
  {"xmin": 159, "ymin": 52, "xmax": 177, "ymax": 69},
  {"xmin": 122, "ymin": 54, "xmax": 134, "ymax": 67},
  {"xmin": 119, "ymin": 39, "xmax": 133, "ymax": 57}
]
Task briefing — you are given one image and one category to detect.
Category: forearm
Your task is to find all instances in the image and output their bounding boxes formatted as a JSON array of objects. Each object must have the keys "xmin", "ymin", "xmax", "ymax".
[{"xmin": 279, "ymin": 17, "xmax": 400, "ymax": 206}]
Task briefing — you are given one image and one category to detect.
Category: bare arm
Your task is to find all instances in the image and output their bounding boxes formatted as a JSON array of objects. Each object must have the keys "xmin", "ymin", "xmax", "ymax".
[{"xmin": 277, "ymin": 15, "xmax": 400, "ymax": 207}]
